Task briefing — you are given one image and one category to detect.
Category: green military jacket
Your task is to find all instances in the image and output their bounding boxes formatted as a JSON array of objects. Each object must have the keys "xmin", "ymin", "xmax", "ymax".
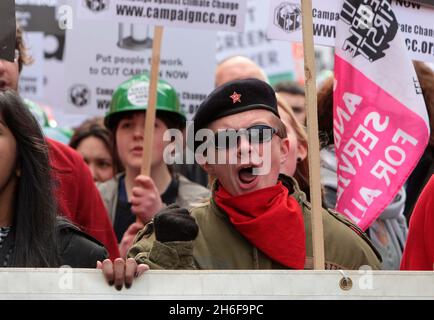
[{"xmin": 128, "ymin": 175, "xmax": 382, "ymax": 270}]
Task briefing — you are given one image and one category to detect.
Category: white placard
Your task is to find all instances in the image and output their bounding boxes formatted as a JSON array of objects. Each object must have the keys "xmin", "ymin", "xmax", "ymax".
[
  {"xmin": 1, "ymin": 269, "xmax": 434, "ymax": 300},
  {"xmin": 217, "ymin": 0, "xmax": 299, "ymax": 83},
  {"xmin": 267, "ymin": 0, "xmax": 434, "ymax": 63},
  {"xmin": 76, "ymin": 0, "xmax": 247, "ymax": 32},
  {"xmin": 63, "ymin": 19, "xmax": 216, "ymax": 120},
  {"xmin": 18, "ymin": 32, "xmax": 45, "ymax": 100},
  {"xmin": 217, "ymin": 0, "xmax": 333, "ymax": 85}
]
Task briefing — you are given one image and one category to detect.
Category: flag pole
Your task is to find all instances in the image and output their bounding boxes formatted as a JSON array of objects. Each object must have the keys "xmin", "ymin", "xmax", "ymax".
[
  {"xmin": 138, "ymin": 25, "xmax": 164, "ymax": 222},
  {"xmin": 300, "ymin": 0, "xmax": 325, "ymax": 270}
]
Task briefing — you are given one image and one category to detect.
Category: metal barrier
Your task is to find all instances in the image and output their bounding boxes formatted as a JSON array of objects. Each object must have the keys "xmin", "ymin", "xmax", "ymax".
[{"xmin": 0, "ymin": 269, "xmax": 433, "ymax": 299}]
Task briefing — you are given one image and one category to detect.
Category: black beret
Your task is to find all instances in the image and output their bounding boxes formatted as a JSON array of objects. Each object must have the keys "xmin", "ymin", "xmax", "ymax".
[{"xmin": 193, "ymin": 78, "xmax": 279, "ymax": 133}]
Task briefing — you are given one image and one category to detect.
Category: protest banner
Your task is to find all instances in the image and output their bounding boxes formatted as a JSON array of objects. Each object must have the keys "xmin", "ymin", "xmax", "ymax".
[
  {"xmin": 63, "ymin": 18, "xmax": 216, "ymax": 201},
  {"xmin": 267, "ymin": 0, "xmax": 434, "ymax": 63},
  {"xmin": 72, "ymin": 1, "xmax": 246, "ymax": 199},
  {"xmin": 0, "ymin": 0, "xmax": 16, "ymax": 63},
  {"xmin": 63, "ymin": 20, "xmax": 216, "ymax": 120},
  {"xmin": 217, "ymin": 0, "xmax": 300, "ymax": 84},
  {"xmin": 217, "ymin": 0, "xmax": 334, "ymax": 85},
  {"xmin": 333, "ymin": 0, "xmax": 430, "ymax": 230},
  {"xmin": 1, "ymin": 269, "xmax": 434, "ymax": 300},
  {"xmin": 77, "ymin": 0, "xmax": 247, "ymax": 32},
  {"xmin": 16, "ymin": 0, "xmax": 220, "ymax": 127}
]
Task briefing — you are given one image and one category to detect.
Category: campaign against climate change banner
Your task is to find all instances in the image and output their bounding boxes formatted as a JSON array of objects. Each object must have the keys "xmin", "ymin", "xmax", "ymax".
[
  {"xmin": 267, "ymin": 0, "xmax": 434, "ymax": 63},
  {"xmin": 217, "ymin": 0, "xmax": 333, "ymax": 85},
  {"xmin": 63, "ymin": 18, "xmax": 216, "ymax": 120},
  {"xmin": 332, "ymin": 0, "xmax": 430, "ymax": 230},
  {"xmin": 0, "ymin": 0, "xmax": 16, "ymax": 62},
  {"xmin": 15, "ymin": 0, "xmax": 218, "ymax": 126},
  {"xmin": 77, "ymin": 0, "xmax": 246, "ymax": 32}
]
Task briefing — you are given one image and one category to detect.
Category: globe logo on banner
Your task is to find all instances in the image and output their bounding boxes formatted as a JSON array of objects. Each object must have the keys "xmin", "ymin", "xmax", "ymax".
[
  {"xmin": 69, "ymin": 84, "xmax": 91, "ymax": 107},
  {"xmin": 274, "ymin": 3, "xmax": 302, "ymax": 33},
  {"xmin": 84, "ymin": 0, "xmax": 110, "ymax": 13},
  {"xmin": 340, "ymin": 0, "xmax": 398, "ymax": 62}
]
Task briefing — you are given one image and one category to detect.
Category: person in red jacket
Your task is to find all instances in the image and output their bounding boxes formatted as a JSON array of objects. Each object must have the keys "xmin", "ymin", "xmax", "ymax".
[
  {"xmin": 400, "ymin": 174, "xmax": 434, "ymax": 270},
  {"xmin": 48, "ymin": 138, "xmax": 120, "ymax": 259},
  {"xmin": 2, "ymin": 23, "xmax": 120, "ymax": 259}
]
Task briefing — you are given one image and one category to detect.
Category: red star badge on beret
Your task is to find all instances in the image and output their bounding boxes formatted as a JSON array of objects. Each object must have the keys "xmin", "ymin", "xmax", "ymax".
[{"xmin": 230, "ymin": 92, "xmax": 242, "ymax": 104}]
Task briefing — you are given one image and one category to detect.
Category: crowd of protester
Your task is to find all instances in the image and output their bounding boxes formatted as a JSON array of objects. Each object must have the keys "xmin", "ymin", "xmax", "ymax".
[{"xmin": 0, "ymin": 23, "xmax": 433, "ymax": 291}]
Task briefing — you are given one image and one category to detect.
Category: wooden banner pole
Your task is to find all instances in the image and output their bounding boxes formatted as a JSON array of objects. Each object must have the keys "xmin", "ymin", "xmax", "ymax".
[
  {"xmin": 141, "ymin": 26, "xmax": 164, "ymax": 177},
  {"xmin": 301, "ymin": 0, "xmax": 325, "ymax": 270},
  {"xmin": 136, "ymin": 26, "xmax": 164, "ymax": 223}
]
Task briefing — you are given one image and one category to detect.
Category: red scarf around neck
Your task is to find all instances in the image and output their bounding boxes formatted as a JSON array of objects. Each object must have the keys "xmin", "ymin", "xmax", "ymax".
[{"xmin": 214, "ymin": 181, "xmax": 306, "ymax": 269}]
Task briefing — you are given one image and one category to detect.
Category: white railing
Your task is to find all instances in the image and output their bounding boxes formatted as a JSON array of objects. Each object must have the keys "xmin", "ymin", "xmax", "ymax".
[{"xmin": 0, "ymin": 269, "xmax": 433, "ymax": 299}]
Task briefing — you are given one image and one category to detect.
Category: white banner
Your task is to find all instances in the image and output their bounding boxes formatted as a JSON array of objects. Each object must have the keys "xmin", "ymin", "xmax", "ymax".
[
  {"xmin": 18, "ymin": 32, "xmax": 45, "ymax": 99},
  {"xmin": 76, "ymin": 0, "xmax": 247, "ymax": 32},
  {"xmin": 267, "ymin": 0, "xmax": 434, "ymax": 63},
  {"xmin": 217, "ymin": 0, "xmax": 298, "ymax": 82},
  {"xmin": 63, "ymin": 19, "xmax": 216, "ymax": 120},
  {"xmin": 217, "ymin": 0, "xmax": 333, "ymax": 84},
  {"xmin": 1, "ymin": 269, "xmax": 434, "ymax": 299}
]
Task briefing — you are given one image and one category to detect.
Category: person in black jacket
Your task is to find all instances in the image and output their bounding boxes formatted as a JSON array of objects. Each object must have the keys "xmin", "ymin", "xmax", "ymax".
[{"xmin": 0, "ymin": 89, "xmax": 107, "ymax": 268}]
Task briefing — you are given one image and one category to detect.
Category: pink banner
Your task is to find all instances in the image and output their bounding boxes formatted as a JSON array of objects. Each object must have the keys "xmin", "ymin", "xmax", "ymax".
[
  {"xmin": 334, "ymin": 55, "xmax": 429, "ymax": 230},
  {"xmin": 332, "ymin": 0, "xmax": 430, "ymax": 230}
]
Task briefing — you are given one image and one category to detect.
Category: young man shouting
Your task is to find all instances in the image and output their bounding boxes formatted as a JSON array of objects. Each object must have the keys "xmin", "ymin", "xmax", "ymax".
[{"xmin": 124, "ymin": 78, "xmax": 381, "ymax": 271}]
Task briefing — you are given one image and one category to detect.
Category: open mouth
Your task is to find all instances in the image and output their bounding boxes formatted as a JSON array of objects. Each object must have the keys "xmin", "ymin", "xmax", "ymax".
[
  {"xmin": 0, "ymin": 81, "xmax": 6, "ymax": 90},
  {"xmin": 131, "ymin": 146, "xmax": 143, "ymax": 154},
  {"xmin": 238, "ymin": 165, "xmax": 258, "ymax": 185}
]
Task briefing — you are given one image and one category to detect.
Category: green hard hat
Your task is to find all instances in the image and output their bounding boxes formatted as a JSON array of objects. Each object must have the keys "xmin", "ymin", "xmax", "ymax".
[{"xmin": 105, "ymin": 73, "xmax": 186, "ymax": 130}]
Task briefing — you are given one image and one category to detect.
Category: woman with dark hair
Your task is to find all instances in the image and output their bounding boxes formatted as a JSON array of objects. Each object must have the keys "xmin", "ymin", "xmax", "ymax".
[
  {"xmin": 13, "ymin": 22, "xmax": 120, "ymax": 259},
  {"xmin": 69, "ymin": 117, "xmax": 121, "ymax": 183},
  {"xmin": 0, "ymin": 89, "xmax": 107, "ymax": 267}
]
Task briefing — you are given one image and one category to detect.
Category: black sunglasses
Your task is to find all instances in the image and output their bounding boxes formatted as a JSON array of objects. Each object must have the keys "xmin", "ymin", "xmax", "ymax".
[{"xmin": 213, "ymin": 124, "xmax": 278, "ymax": 149}]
